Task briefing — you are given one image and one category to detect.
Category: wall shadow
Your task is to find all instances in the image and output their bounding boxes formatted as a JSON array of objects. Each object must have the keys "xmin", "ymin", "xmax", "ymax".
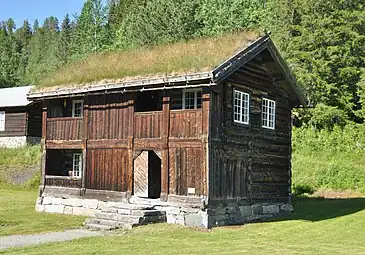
[{"xmin": 268, "ymin": 197, "xmax": 365, "ymax": 222}]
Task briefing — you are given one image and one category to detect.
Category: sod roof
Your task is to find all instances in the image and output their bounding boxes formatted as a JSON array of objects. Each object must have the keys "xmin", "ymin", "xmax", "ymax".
[{"xmin": 33, "ymin": 30, "xmax": 261, "ymax": 93}]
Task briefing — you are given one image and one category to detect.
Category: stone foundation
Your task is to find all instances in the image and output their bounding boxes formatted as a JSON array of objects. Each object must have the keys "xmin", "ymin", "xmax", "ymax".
[
  {"xmin": 0, "ymin": 136, "xmax": 41, "ymax": 148},
  {"xmin": 36, "ymin": 194, "xmax": 293, "ymax": 228}
]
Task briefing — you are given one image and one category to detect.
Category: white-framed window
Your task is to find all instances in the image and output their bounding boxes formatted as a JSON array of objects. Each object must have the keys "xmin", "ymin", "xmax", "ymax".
[
  {"xmin": 72, "ymin": 153, "xmax": 83, "ymax": 178},
  {"xmin": 262, "ymin": 98, "xmax": 276, "ymax": 129},
  {"xmin": 0, "ymin": 111, "xmax": 5, "ymax": 131},
  {"xmin": 72, "ymin": 100, "xmax": 84, "ymax": 117},
  {"xmin": 182, "ymin": 89, "xmax": 202, "ymax": 109},
  {"xmin": 233, "ymin": 89, "xmax": 250, "ymax": 124}
]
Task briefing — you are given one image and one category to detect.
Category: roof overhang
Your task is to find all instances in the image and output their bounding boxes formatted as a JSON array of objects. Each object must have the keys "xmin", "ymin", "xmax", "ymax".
[{"xmin": 28, "ymin": 72, "xmax": 214, "ymax": 100}]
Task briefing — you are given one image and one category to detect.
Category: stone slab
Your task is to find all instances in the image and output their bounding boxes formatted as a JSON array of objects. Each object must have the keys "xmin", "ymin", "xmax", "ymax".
[{"xmin": 44, "ymin": 205, "xmax": 65, "ymax": 214}]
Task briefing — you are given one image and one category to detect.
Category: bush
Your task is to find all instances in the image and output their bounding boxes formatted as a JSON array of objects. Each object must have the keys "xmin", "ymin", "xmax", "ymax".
[{"xmin": 292, "ymin": 124, "xmax": 365, "ymax": 193}]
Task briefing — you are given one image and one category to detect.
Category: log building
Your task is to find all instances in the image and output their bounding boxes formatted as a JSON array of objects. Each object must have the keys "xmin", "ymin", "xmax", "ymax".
[
  {"xmin": 30, "ymin": 34, "xmax": 306, "ymax": 228},
  {"xmin": 0, "ymin": 86, "xmax": 41, "ymax": 148}
]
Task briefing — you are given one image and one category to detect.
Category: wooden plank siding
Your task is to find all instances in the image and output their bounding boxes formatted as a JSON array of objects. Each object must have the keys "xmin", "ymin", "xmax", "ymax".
[
  {"xmin": 134, "ymin": 112, "xmax": 163, "ymax": 138},
  {"xmin": 169, "ymin": 146, "xmax": 204, "ymax": 196},
  {"xmin": 86, "ymin": 148, "xmax": 129, "ymax": 192},
  {"xmin": 88, "ymin": 94, "xmax": 131, "ymax": 140},
  {"xmin": 46, "ymin": 118, "xmax": 83, "ymax": 140},
  {"xmin": 45, "ymin": 176, "xmax": 81, "ymax": 188},
  {"xmin": 169, "ymin": 109, "xmax": 202, "ymax": 138},
  {"xmin": 209, "ymin": 50, "xmax": 292, "ymax": 204},
  {"xmin": 44, "ymin": 89, "xmax": 209, "ymax": 197},
  {"xmin": 0, "ymin": 107, "xmax": 27, "ymax": 137}
]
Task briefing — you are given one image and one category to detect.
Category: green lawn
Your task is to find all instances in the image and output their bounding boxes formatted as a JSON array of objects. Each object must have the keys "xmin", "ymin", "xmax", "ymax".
[
  {"xmin": 2, "ymin": 195, "xmax": 365, "ymax": 254},
  {"xmin": 0, "ymin": 189, "xmax": 85, "ymax": 236}
]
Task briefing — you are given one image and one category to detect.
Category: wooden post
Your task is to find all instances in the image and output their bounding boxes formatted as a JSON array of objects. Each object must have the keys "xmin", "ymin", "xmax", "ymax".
[
  {"xmin": 81, "ymin": 97, "xmax": 89, "ymax": 195},
  {"xmin": 40, "ymin": 100, "xmax": 48, "ymax": 190},
  {"xmin": 127, "ymin": 94, "xmax": 135, "ymax": 197},
  {"xmin": 201, "ymin": 89, "xmax": 210, "ymax": 197},
  {"xmin": 161, "ymin": 93, "xmax": 170, "ymax": 201}
]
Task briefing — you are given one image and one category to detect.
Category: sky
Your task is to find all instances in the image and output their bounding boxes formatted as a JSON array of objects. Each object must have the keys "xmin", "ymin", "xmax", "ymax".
[{"xmin": 0, "ymin": 0, "xmax": 86, "ymax": 29}]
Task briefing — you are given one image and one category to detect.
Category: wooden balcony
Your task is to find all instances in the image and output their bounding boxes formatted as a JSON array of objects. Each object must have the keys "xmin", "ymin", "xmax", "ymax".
[
  {"xmin": 170, "ymin": 109, "xmax": 202, "ymax": 138},
  {"xmin": 134, "ymin": 111, "xmax": 163, "ymax": 138},
  {"xmin": 47, "ymin": 117, "xmax": 83, "ymax": 141},
  {"xmin": 45, "ymin": 175, "xmax": 82, "ymax": 188}
]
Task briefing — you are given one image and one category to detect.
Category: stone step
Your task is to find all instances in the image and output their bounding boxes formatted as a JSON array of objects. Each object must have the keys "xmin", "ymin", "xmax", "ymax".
[
  {"xmin": 95, "ymin": 212, "xmax": 143, "ymax": 223},
  {"xmin": 129, "ymin": 197, "xmax": 168, "ymax": 206},
  {"xmin": 85, "ymin": 223, "xmax": 116, "ymax": 231},
  {"xmin": 85, "ymin": 218, "xmax": 124, "ymax": 227},
  {"xmin": 130, "ymin": 209, "xmax": 166, "ymax": 217},
  {"xmin": 108, "ymin": 202, "xmax": 154, "ymax": 211}
]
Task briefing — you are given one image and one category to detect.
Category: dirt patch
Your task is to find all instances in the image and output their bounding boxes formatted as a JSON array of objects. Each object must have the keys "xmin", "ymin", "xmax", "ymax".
[{"xmin": 0, "ymin": 165, "xmax": 39, "ymax": 185}]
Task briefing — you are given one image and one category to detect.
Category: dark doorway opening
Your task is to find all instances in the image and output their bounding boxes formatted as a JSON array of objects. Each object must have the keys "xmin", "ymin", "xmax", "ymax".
[
  {"xmin": 148, "ymin": 151, "xmax": 161, "ymax": 198},
  {"xmin": 133, "ymin": 150, "xmax": 161, "ymax": 198}
]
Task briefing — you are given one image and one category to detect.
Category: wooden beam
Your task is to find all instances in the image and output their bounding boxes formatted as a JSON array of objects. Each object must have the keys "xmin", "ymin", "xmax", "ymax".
[
  {"xmin": 40, "ymin": 100, "xmax": 48, "ymax": 187},
  {"xmin": 202, "ymin": 89, "xmax": 210, "ymax": 196},
  {"xmin": 127, "ymin": 94, "xmax": 135, "ymax": 196},
  {"xmin": 161, "ymin": 93, "xmax": 170, "ymax": 201},
  {"xmin": 81, "ymin": 97, "xmax": 89, "ymax": 192}
]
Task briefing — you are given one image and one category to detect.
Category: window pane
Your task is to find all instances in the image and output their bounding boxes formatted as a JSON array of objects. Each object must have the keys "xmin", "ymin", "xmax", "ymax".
[
  {"xmin": 183, "ymin": 90, "xmax": 202, "ymax": 109},
  {"xmin": 196, "ymin": 91, "xmax": 202, "ymax": 108},
  {"xmin": 262, "ymin": 98, "xmax": 275, "ymax": 129},
  {"xmin": 0, "ymin": 112, "xmax": 5, "ymax": 131},
  {"xmin": 73, "ymin": 154, "xmax": 82, "ymax": 178},
  {"xmin": 233, "ymin": 90, "xmax": 249, "ymax": 124}
]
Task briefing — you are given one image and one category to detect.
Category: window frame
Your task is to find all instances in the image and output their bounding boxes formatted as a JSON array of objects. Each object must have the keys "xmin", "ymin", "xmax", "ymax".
[
  {"xmin": 262, "ymin": 98, "xmax": 276, "ymax": 130},
  {"xmin": 0, "ymin": 111, "xmax": 5, "ymax": 131},
  {"xmin": 72, "ymin": 153, "xmax": 83, "ymax": 178},
  {"xmin": 233, "ymin": 89, "xmax": 250, "ymax": 125},
  {"xmin": 182, "ymin": 89, "xmax": 202, "ymax": 110},
  {"xmin": 72, "ymin": 100, "xmax": 84, "ymax": 118}
]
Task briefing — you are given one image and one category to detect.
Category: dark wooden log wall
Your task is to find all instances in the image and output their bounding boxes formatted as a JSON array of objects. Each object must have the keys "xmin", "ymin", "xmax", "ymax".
[
  {"xmin": 210, "ymin": 50, "xmax": 291, "ymax": 204},
  {"xmin": 86, "ymin": 148, "xmax": 129, "ymax": 192},
  {"xmin": 46, "ymin": 118, "xmax": 83, "ymax": 140},
  {"xmin": 0, "ymin": 107, "xmax": 27, "ymax": 137}
]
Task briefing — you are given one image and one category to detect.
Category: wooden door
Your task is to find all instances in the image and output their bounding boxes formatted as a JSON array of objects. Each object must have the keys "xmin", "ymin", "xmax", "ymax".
[{"xmin": 133, "ymin": 151, "xmax": 148, "ymax": 197}]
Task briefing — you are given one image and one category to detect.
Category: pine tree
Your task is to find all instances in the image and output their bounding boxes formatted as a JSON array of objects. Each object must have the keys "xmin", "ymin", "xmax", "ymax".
[
  {"xmin": 15, "ymin": 20, "xmax": 32, "ymax": 83},
  {"xmin": 59, "ymin": 14, "xmax": 72, "ymax": 64}
]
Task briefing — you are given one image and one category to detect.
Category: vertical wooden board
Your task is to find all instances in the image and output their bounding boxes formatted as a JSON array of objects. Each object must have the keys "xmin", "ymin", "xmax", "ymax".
[
  {"xmin": 176, "ymin": 148, "xmax": 181, "ymax": 194},
  {"xmin": 133, "ymin": 151, "xmax": 149, "ymax": 197},
  {"xmin": 169, "ymin": 148, "xmax": 176, "ymax": 194}
]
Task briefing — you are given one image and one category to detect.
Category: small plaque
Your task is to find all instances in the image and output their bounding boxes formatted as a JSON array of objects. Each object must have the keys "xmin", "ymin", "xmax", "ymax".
[{"xmin": 188, "ymin": 187, "xmax": 196, "ymax": 194}]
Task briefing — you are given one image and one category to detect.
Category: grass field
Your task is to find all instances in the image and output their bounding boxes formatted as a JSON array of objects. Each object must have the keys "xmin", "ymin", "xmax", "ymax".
[
  {"xmin": 1, "ymin": 190, "xmax": 365, "ymax": 254},
  {"xmin": 0, "ymin": 189, "xmax": 85, "ymax": 236}
]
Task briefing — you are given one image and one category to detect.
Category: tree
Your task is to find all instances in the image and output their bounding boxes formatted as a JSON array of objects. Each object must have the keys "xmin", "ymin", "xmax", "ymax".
[
  {"xmin": 196, "ymin": 0, "xmax": 262, "ymax": 36},
  {"xmin": 261, "ymin": 0, "xmax": 365, "ymax": 123},
  {"xmin": 59, "ymin": 14, "xmax": 72, "ymax": 64}
]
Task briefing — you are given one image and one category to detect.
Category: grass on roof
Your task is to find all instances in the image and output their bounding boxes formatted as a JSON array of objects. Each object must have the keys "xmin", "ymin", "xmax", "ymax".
[{"xmin": 36, "ymin": 30, "xmax": 260, "ymax": 91}]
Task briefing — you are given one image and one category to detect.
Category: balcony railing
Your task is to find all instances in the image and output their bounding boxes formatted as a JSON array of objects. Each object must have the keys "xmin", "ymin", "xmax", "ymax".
[
  {"xmin": 47, "ymin": 117, "xmax": 83, "ymax": 140},
  {"xmin": 170, "ymin": 109, "xmax": 202, "ymax": 138},
  {"xmin": 45, "ymin": 175, "xmax": 82, "ymax": 188}
]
